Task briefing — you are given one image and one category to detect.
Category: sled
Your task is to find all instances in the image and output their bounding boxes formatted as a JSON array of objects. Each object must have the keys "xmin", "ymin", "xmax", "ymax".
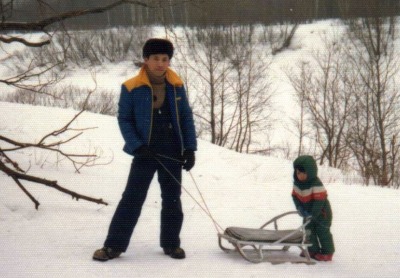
[{"xmin": 218, "ymin": 211, "xmax": 315, "ymax": 264}]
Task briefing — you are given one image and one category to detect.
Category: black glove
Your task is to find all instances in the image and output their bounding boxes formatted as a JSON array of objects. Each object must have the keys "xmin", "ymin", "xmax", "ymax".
[
  {"xmin": 182, "ymin": 150, "xmax": 195, "ymax": 171},
  {"xmin": 134, "ymin": 145, "xmax": 155, "ymax": 159}
]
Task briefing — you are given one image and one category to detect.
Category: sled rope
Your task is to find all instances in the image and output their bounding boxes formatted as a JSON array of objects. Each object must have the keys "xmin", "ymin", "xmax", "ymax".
[
  {"xmin": 155, "ymin": 155, "xmax": 224, "ymax": 233},
  {"xmin": 188, "ymin": 171, "xmax": 224, "ymax": 232}
]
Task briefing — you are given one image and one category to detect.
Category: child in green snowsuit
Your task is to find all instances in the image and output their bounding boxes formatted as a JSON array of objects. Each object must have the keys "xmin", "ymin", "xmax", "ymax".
[{"xmin": 292, "ymin": 155, "xmax": 335, "ymax": 261}]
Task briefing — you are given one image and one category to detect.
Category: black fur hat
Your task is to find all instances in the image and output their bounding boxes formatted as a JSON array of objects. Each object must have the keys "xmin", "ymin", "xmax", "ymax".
[{"xmin": 142, "ymin": 38, "xmax": 174, "ymax": 59}]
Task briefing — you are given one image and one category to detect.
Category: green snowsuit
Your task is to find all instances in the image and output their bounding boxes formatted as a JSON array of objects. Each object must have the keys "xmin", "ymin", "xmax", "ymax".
[{"xmin": 292, "ymin": 155, "xmax": 335, "ymax": 255}]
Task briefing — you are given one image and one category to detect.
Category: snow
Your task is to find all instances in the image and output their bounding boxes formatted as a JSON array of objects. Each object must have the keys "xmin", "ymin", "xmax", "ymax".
[
  {"xmin": 1, "ymin": 102, "xmax": 400, "ymax": 278},
  {"xmin": 1, "ymin": 20, "xmax": 400, "ymax": 278}
]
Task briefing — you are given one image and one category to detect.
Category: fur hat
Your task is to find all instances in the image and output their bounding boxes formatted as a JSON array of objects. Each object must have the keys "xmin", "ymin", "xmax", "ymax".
[{"xmin": 142, "ymin": 38, "xmax": 174, "ymax": 59}]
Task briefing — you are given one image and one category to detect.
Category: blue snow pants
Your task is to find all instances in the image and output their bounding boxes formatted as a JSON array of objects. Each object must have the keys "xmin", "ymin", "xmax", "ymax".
[{"xmin": 104, "ymin": 155, "xmax": 183, "ymax": 252}]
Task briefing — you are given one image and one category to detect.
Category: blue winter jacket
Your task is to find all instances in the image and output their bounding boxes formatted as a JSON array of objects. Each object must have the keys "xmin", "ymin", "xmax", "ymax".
[{"xmin": 118, "ymin": 66, "xmax": 197, "ymax": 156}]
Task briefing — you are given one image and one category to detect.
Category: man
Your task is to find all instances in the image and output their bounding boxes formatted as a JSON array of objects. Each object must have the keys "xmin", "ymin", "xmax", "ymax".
[{"xmin": 93, "ymin": 38, "xmax": 197, "ymax": 261}]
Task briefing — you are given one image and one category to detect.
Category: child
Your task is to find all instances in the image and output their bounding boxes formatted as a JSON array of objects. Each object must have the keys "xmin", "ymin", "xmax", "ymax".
[{"xmin": 292, "ymin": 155, "xmax": 335, "ymax": 261}]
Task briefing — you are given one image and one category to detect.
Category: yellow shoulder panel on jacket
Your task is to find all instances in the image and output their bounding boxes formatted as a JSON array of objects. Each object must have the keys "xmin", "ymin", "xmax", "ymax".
[
  {"xmin": 165, "ymin": 68, "xmax": 184, "ymax": 87},
  {"xmin": 123, "ymin": 67, "xmax": 151, "ymax": 92},
  {"xmin": 123, "ymin": 67, "xmax": 184, "ymax": 92}
]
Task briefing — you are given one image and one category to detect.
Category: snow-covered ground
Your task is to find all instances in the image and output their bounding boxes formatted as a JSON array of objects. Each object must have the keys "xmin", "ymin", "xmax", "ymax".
[
  {"xmin": 1, "ymin": 102, "xmax": 400, "ymax": 278},
  {"xmin": 1, "ymin": 20, "xmax": 400, "ymax": 277}
]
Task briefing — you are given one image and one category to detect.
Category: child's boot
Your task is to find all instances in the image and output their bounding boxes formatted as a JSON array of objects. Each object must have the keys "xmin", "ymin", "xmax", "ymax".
[{"xmin": 314, "ymin": 253, "xmax": 333, "ymax": 261}]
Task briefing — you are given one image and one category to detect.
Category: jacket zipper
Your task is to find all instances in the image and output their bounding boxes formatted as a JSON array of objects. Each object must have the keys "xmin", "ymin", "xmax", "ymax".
[
  {"xmin": 148, "ymin": 84, "xmax": 184, "ymax": 153},
  {"xmin": 173, "ymin": 86, "xmax": 184, "ymax": 155},
  {"xmin": 147, "ymin": 86, "xmax": 154, "ymax": 145}
]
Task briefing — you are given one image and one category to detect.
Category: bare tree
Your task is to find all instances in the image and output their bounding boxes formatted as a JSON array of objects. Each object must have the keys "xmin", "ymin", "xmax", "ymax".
[
  {"xmin": 345, "ymin": 16, "xmax": 400, "ymax": 186},
  {"xmin": 178, "ymin": 25, "xmax": 273, "ymax": 153},
  {"xmin": 288, "ymin": 34, "xmax": 354, "ymax": 168},
  {"xmin": 180, "ymin": 26, "xmax": 234, "ymax": 145},
  {"xmin": 286, "ymin": 61, "xmax": 312, "ymax": 157},
  {"xmin": 226, "ymin": 25, "xmax": 273, "ymax": 153},
  {"xmin": 0, "ymin": 0, "xmax": 150, "ymax": 209}
]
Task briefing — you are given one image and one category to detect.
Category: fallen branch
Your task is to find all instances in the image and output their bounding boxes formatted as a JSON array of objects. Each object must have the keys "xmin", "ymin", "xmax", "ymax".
[
  {"xmin": 0, "ymin": 81, "xmax": 110, "ymax": 208},
  {"xmin": 0, "ymin": 158, "xmax": 108, "ymax": 210},
  {"xmin": 0, "ymin": 86, "xmax": 108, "ymax": 173},
  {"xmin": 0, "ymin": 112, "xmax": 100, "ymax": 173}
]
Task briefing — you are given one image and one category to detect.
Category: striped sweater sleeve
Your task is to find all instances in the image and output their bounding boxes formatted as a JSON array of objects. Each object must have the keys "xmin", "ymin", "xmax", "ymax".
[{"xmin": 292, "ymin": 183, "xmax": 328, "ymax": 218}]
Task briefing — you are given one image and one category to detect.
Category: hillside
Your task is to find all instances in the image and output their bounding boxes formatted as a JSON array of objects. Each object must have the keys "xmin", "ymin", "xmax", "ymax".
[{"xmin": 1, "ymin": 102, "xmax": 399, "ymax": 278}]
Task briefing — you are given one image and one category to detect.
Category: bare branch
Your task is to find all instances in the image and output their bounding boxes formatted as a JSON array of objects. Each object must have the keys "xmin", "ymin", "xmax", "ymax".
[
  {"xmin": 0, "ymin": 150, "xmax": 24, "ymax": 173},
  {"xmin": 0, "ymin": 111, "xmax": 100, "ymax": 173},
  {"xmin": 0, "ymin": 1, "xmax": 142, "ymax": 210},
  {"xmin": 0, "ymin": 1, "xmax": 150, "ymax": 32},
  {"xmin": 0, "ymin": 159, "xmax": 108, "ymax": 209},
  {"xmin": 0, "ymin": 35, "xmax": 50, "ymax": 47},
  {"xmin": 12, "ymin": 176, "xmax": 41, "ymax": 210},
  {"xmin": 0, "ymin": 59, "xmax": 64, "ymax": 94}
]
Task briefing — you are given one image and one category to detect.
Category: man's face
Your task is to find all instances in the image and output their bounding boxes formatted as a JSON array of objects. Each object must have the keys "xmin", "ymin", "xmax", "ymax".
[{"xmin": 144, "ymin": 54, "xmax": 170, "ymax": 77}]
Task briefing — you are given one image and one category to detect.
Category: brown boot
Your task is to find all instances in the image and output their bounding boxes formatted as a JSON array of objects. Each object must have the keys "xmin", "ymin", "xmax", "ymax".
[
  {"xmin": 163, "ymin": 247, "xmax": 186, "ymax": 259},
  {"xmin": 93, "ymin": 247, "xmax": 121, "ymax": 261}
]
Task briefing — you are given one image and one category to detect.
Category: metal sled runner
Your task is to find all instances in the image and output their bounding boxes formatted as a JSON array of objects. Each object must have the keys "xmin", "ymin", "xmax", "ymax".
[{"xmin": 218, "ymin": 211, "xmax": 315, "ymax": 264}]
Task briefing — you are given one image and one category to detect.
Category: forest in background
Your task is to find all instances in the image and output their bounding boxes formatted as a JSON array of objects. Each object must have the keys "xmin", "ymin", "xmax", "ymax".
[
  {"xmin": 2, "ymin": 0, "xmax": 400, "ymax": 29},
  {"xmin": 2, "ymin": 0, "xmax": 400, "ymax": 188}
]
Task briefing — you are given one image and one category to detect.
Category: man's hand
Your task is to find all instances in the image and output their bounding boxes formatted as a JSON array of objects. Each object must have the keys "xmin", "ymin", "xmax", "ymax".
[
  {"xmin": 182, "ymin": 150, "xmax": 195, "ymax": 171},
  {"xmin": 134, "ymin": 145, "xmax": 155, "ymax": 159}
]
